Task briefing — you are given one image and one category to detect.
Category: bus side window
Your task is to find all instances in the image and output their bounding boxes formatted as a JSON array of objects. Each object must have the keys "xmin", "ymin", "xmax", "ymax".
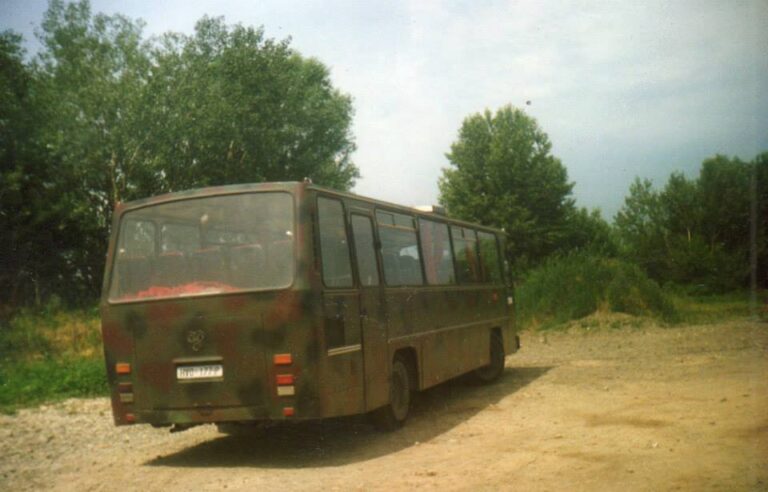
[
  {"xmin": 419, "ymin": 218, "xmax": 455, "ymax": 285},
  {"xmin": 377, "ymin": 210, "xmax": 424, "ymax": 286},
  {"xmin": 451, "ymin": 226, "xmax": 481, "ymax": 283},
  {"xmin": 351, "ymin": 215, "xmax": 380, "ymax": 287},
  {"xmin": 318, "ymin": 197, "xmax": 353, "ymax": 288},
  {"xmin": 478, "ymin": 231, "xmax": 503, "ymax": 283}
]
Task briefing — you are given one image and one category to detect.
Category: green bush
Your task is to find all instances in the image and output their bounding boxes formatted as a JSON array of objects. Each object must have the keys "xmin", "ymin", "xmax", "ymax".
[
  {"xmin": 0, "ymin": 304, "xmax": 101, "ymax": 361},
  {"xmin": 516, "ymin": 252, "xmax": 679, "ymax": 329},
  {"xmin": 0, "ymin": 305, "xmax": 105, "ymax": 413},
  {"xmin": 0, "ymin": 357, "xmax": 108, "ymax": 413}
]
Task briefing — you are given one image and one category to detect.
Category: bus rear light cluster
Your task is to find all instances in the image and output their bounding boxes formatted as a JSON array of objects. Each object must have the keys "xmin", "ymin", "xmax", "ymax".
[
  {"xmin": 282, "ymin": 407, "xmax": 295, "ymax": 417},
  {"xmin": 276, "ymin": 374, "xmax": 296, "ymax": 396},
  {"xmin": 115, "ymin": 364, "xmax": 135, "ymax": 422},
  {"xmin": 274, "ymin": 354, "xmax": 296, "ymax": 399}
]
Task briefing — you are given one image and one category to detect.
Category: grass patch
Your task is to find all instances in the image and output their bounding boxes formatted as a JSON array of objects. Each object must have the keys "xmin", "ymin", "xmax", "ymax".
[
  {"xmin": 0, "ymin": 357, "xmax": 108, "ymax": 414},
  {"xmin": 0, "ymin": 305, "xmax": 102, "ymax": 361},
  {"xmin": 516, "ymin": 252, "xmax": 679, "ymax": 331},
  {"xmin": 671, "ymin": 291, "xmax": 754, "ymax": 324},
  {"xmin": 0, "ymin": 303, "xmax": 105, "ymax": 413}
]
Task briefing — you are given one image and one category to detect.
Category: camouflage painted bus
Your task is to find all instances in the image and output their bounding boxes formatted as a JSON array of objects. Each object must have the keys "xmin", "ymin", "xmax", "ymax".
[{"xmin": 101, "ymin": 181, "xmax": 518, "ymax": 431}]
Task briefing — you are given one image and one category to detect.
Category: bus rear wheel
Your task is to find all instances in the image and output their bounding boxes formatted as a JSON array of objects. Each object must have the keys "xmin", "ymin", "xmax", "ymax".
[
  {"xmin": 371, "ymin": 356, "xmax": 411, "ymax": 431},
  {"xmin": 473, "ymin": 332, "xmax": 505, "ymax": 383}
]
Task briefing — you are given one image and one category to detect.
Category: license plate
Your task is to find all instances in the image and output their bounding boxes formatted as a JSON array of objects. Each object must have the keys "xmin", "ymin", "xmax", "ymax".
[{"xmin": 176, "ymin": 364, "xmax": 223, "ymax": 380}]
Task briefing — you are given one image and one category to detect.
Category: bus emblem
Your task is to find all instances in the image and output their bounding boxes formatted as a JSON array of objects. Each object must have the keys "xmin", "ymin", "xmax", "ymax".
[{"xmin": 187, "ymin": 329, "xmax": 206, "ymax": 352}]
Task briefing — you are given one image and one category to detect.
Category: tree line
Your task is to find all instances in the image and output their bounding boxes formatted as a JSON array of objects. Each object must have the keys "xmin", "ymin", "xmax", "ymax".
[
  {"xmin": 1, "ymin": 1, "xmax": 765, "ymax": 313},
  {"xmin": 1, "ymin": 0, "xmax": 358, "ymax": 309},
  {"xmin": 439, "ymin": 105, "xmax": 767, "ymax": 292}
]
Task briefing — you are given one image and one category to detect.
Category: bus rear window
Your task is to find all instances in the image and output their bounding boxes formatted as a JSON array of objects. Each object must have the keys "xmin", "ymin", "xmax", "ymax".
[{"xmin": 108, "ymin": 192, "xmax": 294, "ymax": 302}]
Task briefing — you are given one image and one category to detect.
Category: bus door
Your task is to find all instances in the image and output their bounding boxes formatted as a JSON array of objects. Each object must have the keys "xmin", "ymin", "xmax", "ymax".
[
  {"xmin": 350, "ymin": 213, "xmax": 389, "ymax": 410},
  {"xmin": 318, "ymin": 197, "xmax": 365, "ymax": 416}
]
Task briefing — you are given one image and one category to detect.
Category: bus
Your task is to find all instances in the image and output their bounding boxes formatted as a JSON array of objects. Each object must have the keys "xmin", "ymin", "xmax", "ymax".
[{"xmin": 101, "ymin": 181, "xmax": 518, "ymax": 431}]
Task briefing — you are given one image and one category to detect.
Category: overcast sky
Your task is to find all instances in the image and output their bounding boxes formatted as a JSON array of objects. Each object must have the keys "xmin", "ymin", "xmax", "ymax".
[{"xmin": 2, "ymin": 0, "xmax": 767, "ymax": 218}]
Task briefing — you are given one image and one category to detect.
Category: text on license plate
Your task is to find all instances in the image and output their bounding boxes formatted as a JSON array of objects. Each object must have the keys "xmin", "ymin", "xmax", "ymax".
[{"xmin": 176, "ymin": 364, "xmax": 223, "ymax": 380}]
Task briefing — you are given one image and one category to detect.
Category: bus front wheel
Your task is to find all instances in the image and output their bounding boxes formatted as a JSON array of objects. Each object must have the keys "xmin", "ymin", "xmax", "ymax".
[{"xmin": 371, "ymin": 356, "xmax": 411, "ymax": 431}]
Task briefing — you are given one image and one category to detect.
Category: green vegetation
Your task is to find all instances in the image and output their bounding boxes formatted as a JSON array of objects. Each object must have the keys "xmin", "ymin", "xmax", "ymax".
[
  {"xmin": 438, "ymin": 105, "xmax": 616, "ymax": 275},
  {"xmin": 615, "ymin": 154, "xmax": 767, "ymax": 293},
  {"xmin": 515, "ymin": 252, "xmax": 756, "ymax": 331},
  {"xmin": 439, "ymin": 102, "xmax": 765, "ymax": 330},
  {"xmin": 1, "ymin": 0, "xmax": 358, "ymax": 309},
  {"xmin": 0, "ymin": 305, "xmax": 105, "ymax": 413},
  {"xmin": 516, "ymin": 253, "xmax": 678, "ymax": 330},
  {"xmin": 0, "ymin": 358, "xmax": 107, "ymax": 414}
]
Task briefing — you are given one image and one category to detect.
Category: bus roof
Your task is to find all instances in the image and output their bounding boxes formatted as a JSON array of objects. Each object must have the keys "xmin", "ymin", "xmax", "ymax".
[{"xmin": 114, "ymin": 181, "xmax": 505, "ymax": 235}]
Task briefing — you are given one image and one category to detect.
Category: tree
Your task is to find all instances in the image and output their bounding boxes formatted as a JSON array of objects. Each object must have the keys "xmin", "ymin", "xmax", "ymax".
[
  {"xmin": 615, "ymin": 153, "xmax": 767, "ymax": 292},
  {"xmin": 0, "ymin": 30, "xmax": 86, "ymax": 309},
  {"xmin": 142, "ymin": 17, "xmax": 358, "ymax": 192},
  {"xmin": 10, "ymin": 1, "xmax": 359, "ymax": 307},
  {"xmin": 438, "ymin": 105, "xmax": 578, "ymax": 274}
]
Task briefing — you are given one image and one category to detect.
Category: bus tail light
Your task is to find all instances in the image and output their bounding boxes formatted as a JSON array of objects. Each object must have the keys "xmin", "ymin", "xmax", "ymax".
[
  {"xmin": 273, "ymin": 353, "xmax": 293, "ymax": 365},
  {"xmin": 116, "ymin": 362, "xmax": 131, "ymax": 375},
  {"xmin": 276, "ymin": 374, "xmax": 294, "ymax": 385},
  {"xmin": 125, "ymin": 413, "xmax": 136, "ymax": 423},
  {"xmin": 283, "ymin": 407, "xmax": 295, "ymax": 417}
]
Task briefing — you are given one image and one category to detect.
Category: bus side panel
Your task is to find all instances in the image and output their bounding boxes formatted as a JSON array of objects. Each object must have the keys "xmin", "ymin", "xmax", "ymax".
[{"xmin": 416, "ymin": 287, "xmax": 501, "ymax": 389}]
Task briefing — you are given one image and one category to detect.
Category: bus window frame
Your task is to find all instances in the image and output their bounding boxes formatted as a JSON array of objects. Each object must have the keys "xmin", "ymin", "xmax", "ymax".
[
  {"xmin": 449, "ymin": 225, "xmax": 483, "ymax": 284},
  {"xmin": 417, "ymin": 216, "xmax": 457, "ymax": 286},
  {"xmin": 375, "ymin": 207, "xmax": 425, "ymax": 287},
  {"xmin": 349, "ymin": 212, "xmax": 382, "ymax": 288},
  {"xmin": 316, "ymin": 195, "xmax": 356, "ymax": 290},
  {"xmin": 107, "ymin": 190, "xmax": 297, "ymax": 304},
  {"xmin": 477, "ymin": 230, "xmax": 504, "ymax": 285}
]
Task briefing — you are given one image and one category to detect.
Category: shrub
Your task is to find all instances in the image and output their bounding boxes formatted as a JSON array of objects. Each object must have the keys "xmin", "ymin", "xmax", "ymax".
[
  {"xmin": 516, "ymin": 252, "xmax": 678, "ymax": 329},
  {"xmin": 0, "ymin": 357, "xmax": 108, "ymax": 413}
]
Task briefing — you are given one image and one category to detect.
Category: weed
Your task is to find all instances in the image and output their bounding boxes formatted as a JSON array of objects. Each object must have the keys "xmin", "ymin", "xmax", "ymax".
[{"xmin": 0, "ymin": 357, "xmax": 108, "ymax": 414}]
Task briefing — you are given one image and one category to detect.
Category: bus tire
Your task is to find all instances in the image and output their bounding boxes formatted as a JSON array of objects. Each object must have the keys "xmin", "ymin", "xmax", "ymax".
[
  {"xmin": 371, "ymin": 356, "xmax": 411, "ymax": 431},
  {"xmin": 473, "ymin": 331, "xmax": 505, "ymax": 383}
]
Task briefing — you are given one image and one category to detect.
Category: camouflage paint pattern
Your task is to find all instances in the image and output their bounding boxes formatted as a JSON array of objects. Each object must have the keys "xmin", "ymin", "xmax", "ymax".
[{"xmin": 101, "ymin": 181, "xmax": 517, "ymax": 427}]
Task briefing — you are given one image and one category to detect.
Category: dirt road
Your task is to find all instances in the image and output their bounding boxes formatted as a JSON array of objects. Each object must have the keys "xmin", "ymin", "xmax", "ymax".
[{"xmin": 2, "ymin": 320, "xmax": 766, "ymax": 491}]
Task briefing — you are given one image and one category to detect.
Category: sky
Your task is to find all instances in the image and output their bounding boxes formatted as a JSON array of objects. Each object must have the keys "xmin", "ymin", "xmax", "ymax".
[{"xmin": 2, "ymin": 0, "xmax": 767, "ymax": 219}]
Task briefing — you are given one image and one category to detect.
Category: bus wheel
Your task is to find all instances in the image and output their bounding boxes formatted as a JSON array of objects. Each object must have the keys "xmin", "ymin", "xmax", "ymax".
[
  {"xmin": 371, "ymin": 356, "xmax": 411, "ymax": 431},
  {"xmin": 473, "ymin": 332, "xmax": 505, "ymax": 383}
]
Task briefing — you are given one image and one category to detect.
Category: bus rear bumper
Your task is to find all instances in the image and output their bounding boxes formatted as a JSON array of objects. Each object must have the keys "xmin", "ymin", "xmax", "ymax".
[{"xmin": 127, "ymin": 403, "xmax": 318, "ymax": 426}]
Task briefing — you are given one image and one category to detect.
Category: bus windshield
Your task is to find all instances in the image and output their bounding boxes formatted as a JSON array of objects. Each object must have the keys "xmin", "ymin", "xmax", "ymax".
[{"xmin": 108, "ymin": 192, "xmax": 294, "ymax": 302}]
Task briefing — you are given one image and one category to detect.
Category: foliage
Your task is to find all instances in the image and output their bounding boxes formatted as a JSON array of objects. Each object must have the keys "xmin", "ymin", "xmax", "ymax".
[
  {"xmin": 0, "ymin": 0, "xmax": 358, "ymax": 310},
  {"xmin": 438, "ymin": 105, "xmax": 613, "ymax": 276},
  {"xmin": 144, "ymin": 17, "xmax": 359, "ymax": 192},
  {"xmin": 615, "ymin": 153, "xmax": 767, "ymax": 292},
  {"xmin": 515, "ymin": 252, "xmax": 678, "ymax": 330},
  {"xmin": 0, "ymin": 304, "xmax": 105, "ymax": 413},
  {"xmin": 0, "ymin": 302, "xmax": 102, "ymax": 361},
  {"xmin": 0, "ymin": 357, "xmax": 108, "ymax": 414}
]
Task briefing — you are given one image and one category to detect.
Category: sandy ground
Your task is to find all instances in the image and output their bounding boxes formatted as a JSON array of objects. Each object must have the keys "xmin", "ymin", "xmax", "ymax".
[{"xmin": 1, "ymin": 320, "xmax": 766, "ymax": 491}]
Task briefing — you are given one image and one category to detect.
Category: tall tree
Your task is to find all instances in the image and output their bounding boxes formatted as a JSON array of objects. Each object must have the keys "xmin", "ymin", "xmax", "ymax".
[
  {"xmin": 615, "ymin": 153, "xmax": 767, "ymax": 291},
  {"xmin": 33, "ymin": 0, "xmax": 153, "ymax": 299},
  {"xmin": 143, "ymin": 17, "xmax": 358, "ymax": 193},
  {"xmin": 13, "ymin": 1, "xmax": 360, "ymax": 306},
  {"xmin": 438, "ymin": 105, "xmax": 578, "ymax": 273},
  {"xmin": 0, "ymin": 31, "xmax": 87, "ymax": 308}
]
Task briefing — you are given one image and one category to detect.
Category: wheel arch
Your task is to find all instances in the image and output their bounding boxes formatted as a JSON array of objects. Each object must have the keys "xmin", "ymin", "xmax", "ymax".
[{"xmin": 393, "ymin": 346, "xmax": 420, "ymax": 391}]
